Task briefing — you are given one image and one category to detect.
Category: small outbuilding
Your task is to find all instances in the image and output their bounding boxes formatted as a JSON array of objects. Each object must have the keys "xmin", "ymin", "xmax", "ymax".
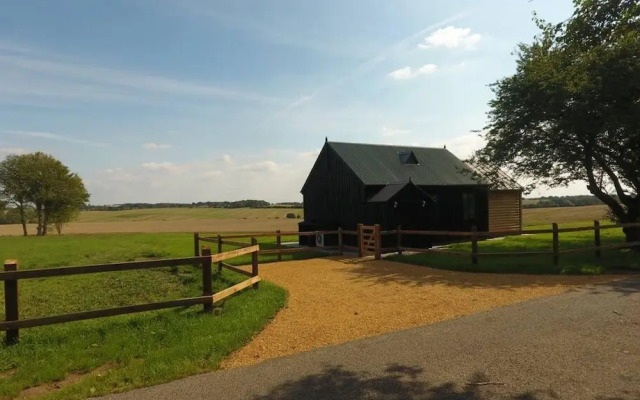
[{"xmin": 299, "ymin": 141, "xmax": 522, "ymax": 247}]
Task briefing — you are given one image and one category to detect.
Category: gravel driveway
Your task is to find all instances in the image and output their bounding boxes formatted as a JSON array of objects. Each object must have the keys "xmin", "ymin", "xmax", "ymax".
[
  {"xmin": 222, "ymin": 256, "xmax": 620, "ymax": 369},
  {"xmin": 98, "ymin": 277, "xmax": 640, "ymax": 400}
]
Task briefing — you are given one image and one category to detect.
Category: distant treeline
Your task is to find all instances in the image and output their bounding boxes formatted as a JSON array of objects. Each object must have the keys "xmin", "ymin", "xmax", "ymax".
[
  {"xmin": 82, "ymin": 200, "xmax": 303, "ymax": 211},
  {"xmin": 523, "ymin": 195, "xmax": 609, "ymax": 208}
]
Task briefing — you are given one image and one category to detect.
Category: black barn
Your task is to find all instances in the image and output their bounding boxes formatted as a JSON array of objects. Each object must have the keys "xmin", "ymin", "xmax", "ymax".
[{"xmin": 299, "ymin": 141, "xmax": 522, "ymax": 248}]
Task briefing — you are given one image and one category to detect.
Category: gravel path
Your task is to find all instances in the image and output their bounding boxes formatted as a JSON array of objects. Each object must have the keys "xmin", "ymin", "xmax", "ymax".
[
  {"xmin": 98, "ymin": 277, "xmax": 640, "ymax": 400},
  {"xmin": 221, "ymin": 256, "xmax": 619, "ymax": 369}
]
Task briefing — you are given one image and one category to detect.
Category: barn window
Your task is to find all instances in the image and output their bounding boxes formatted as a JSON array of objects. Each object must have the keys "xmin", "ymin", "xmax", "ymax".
[
  {"xmin": 398, "ymin": 150, "xmax": 419, "ymax": 165},
  {"xmin": 463, "ymin": 193, "xmax": 476, "ymax": 220}
]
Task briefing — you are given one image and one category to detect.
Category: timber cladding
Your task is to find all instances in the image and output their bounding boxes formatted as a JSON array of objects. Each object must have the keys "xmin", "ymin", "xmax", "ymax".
[{"xmin": 488, "ymin": 190, "xmax": 522, "ymax": 232}]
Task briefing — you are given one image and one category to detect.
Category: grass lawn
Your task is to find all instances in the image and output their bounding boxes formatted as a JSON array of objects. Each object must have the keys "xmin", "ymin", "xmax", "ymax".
[
  {"xmin": 390, "ymin": 225, "xmax": 639, "ymax": 274},
  {"xmin": 0, "ymin": 233, "xmax": 301, "ymax": 400}
]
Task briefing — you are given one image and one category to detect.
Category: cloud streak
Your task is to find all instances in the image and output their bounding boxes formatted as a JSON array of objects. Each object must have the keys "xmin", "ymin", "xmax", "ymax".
[
  {"xmin": 4, "ymin": 130, "xmax": 108, "ymax": 147},
  {"xmin": 143, "ymin": 142, "xmax": 172, "ymax": 150},
  {"xmin": 0, "ymin": 51, "xmax": 284, "ymax": 106},
  {"xmin": 279, "ymin": 11, "xmax": 471, "ymax": 112}
]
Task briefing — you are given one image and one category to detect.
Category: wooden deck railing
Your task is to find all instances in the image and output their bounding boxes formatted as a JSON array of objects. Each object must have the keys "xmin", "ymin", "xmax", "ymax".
[{"xmin": 1, "ymin": 245, "xmax": 261, "ymax": 345}]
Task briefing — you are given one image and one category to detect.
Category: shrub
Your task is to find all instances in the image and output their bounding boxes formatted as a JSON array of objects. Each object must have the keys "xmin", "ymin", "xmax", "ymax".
[{"xmin": 286, "ymin": 213, "xmax": 296, "ymax": 219}]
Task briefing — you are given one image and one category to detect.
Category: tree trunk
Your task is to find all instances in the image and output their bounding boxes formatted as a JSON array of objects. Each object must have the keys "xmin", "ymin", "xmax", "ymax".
[
  {"xmin": 18, "ymin": 205, "xmax": 27, "ymax": 236},
  {"xmin": 42, "ymin": 209, "xmax": 49, "ymax": 236},
  {"xmin": 623, "ymin": 226, "xmax": 640, "ymax": 243},
  {"xmin": 621, "ymin": 203, "xmax": 639, "ymax": 249},
  {"xmin": 35, "ymin": 203, "xmax": 43, "ymax": 236}
]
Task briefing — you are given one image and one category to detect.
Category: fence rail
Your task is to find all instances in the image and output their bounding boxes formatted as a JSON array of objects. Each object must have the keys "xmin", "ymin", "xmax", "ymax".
[
  {"xmin": 2, "ymin": 244, "xmax": 262, "ymax": 345},
  {"xmin": 195, "ymin": 220, "xmax": 640, "ymax": 266},
  {"xmin": 396, "ymin": 220, "xmax": 640, "ymax": 266}
]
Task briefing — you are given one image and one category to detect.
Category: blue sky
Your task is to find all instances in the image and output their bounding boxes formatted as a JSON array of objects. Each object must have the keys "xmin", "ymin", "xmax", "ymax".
[{"xmin": 0, "ymin": 0, "xmax": 587, "ymax": 204}]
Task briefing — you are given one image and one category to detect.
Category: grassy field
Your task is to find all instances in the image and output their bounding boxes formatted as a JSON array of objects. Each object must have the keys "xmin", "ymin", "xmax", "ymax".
[
  {"xmin": 76, "ymin": 207, "xmax": 304, "ymax": 222},
  {"xmin": 0, "ymin": 205, "xmax": 612, "ymax": 236},
  {"xmin": 391, "ymin": 226, "xmax": 638, "ymax": 274},
  {"xmin": 522, "ymin": 204, "xmax": 608, "ymax": 226},
  {"xmin": 74, "ymin": 205, "xmax": 606, "ymax": 225},
  {"xmin": 0, "ymin": 233, "xmax": 297, "ymax": 400}
]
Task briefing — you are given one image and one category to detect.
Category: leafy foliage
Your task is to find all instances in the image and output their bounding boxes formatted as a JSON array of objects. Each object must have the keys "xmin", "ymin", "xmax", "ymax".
[
  {"xmin": 473, "ymin": 0, "xmax": 640, "ymax": 241},
  {"xmin": 0, "ymin": 152, "xmax": 89, "ymax": 235}
]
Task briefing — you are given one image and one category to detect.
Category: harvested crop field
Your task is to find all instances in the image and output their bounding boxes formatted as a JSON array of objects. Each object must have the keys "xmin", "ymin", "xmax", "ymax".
[
  {"xmin": 222, "ymin": 256, "xmax": 620, "ymax": 369},
  {"xmin": 0, "ymin": 218, "xmax": 299, "ymax": 236}
]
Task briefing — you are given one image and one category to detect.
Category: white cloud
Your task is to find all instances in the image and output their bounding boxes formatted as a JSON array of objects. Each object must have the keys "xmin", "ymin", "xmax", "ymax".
[
  {"xmin": 388, "ymin": 64, "xmax": 438, "ymax": 80},
  {"xmin": 381, "ymin": 126, "xmax": 412, "ymax": 137},
  {"xmin": 428, "ymin": 132, "xmax": 486, "ymax": 159},
  {"xmin": 298, "ymin": 150, "xmax": 320, "ymax": 160},
  {"xmin": 0, "ymin": 147, "xmax": 28, "ymax": 156},
  {"xmin": 141, "ymin": 162, "xmax": 188, "ymax": 175},
  {"xmin": 143, "ymin": 142, "xmax": 171, "ymax": 149},
  {"xmin": 4, "ymin": 130, "xmax": 107, "ymax": 147},
  {"xmin": 388, "ymin": 67, "xmax": 413, "ymax": 80},
  {"xmin": 233, "ymin": 160, "xmax": 280, "ymax": 172},
  {"xmin": 418, "ymin": 26, "xmax": 481, "ymax": 50},
  {"xmin": 89, "ymin": 150, "xmax": 318, "ymax": 203}
]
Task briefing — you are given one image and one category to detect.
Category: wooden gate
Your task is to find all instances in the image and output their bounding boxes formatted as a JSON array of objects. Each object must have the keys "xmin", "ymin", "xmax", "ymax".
[{"xmin": 358, "ymin": 224, "xmax": 381, "ymax": 259}]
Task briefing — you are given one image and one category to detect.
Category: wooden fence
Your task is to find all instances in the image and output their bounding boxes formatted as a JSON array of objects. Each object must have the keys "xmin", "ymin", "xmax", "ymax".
[
  {"xmin": 196, "ymin": 220, "xmax": 640, "ymax": 266},
  {"xmin": 1, "ymin": 245, "xmax": 261, "ymax": 345},
  {"xmin": 194, "ymin": 229, "xmax": 355, "ymax": 261},
  {"xmin": 393, "ymin": 220, "xmax": 640, "ymax": 265}
]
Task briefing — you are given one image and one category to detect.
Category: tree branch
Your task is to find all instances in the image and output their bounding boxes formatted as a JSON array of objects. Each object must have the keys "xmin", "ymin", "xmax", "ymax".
[
  {"xmin": 584, "ymin": 151, "xmax": 627, "ymax": 220},
  {"xmin": 593, "ymin": 152, "xmax": 632, "ymax": 207}
]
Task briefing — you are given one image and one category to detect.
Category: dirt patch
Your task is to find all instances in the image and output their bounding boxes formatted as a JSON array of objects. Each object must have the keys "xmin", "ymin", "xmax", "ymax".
[
  {"xmin": 221, "ymin": 256, "xmax": 620, "ymax": 369},
  {"xmin": 17, "ymin": 363, "xmax": 115, "ymax": 399},
  {"xmin": 0, "ymin": 369, "xmax": 16, "ymax": 378}
]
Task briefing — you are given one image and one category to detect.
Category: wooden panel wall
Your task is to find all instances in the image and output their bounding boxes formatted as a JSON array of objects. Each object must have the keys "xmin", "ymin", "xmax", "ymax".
[
  {"xmin": 301, "ymin": 144, "xmax": 365, "ymax": 229},
  {"xmin": 488, "ymin": 190, "xmax": 522, "ymax": 232}
]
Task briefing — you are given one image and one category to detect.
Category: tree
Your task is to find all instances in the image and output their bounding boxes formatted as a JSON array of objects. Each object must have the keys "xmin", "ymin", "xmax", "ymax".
[
  {"xmin": 473, "ymin": 0, "xmax": 640, "ymax": 243},
  {"xmin": 0, "ymin": 155, "xmax": 33, "ymax": 235},
  {"xmin": 46, "ymin": 174, "xmax": 88, "ymax": 235},
  {"xmin": 0, "ymin": 152, "xmax": 89, "ymax": 236}
]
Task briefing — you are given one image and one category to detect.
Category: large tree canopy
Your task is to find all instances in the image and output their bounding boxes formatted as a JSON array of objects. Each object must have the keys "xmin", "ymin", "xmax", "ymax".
[
  {"xmin": 474, "ymin": 0, "xmax": 640, "ymax": 242},
  {"xmin": 0, "ymin": 152, "xmax": 89, "ymax": 236}
]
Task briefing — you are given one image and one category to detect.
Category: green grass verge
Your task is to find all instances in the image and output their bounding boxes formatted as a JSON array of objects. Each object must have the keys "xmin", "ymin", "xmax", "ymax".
[
  {"xmin": 0, "ymin": 233, "xmax": 292, "ymax": 399},
  {"xmin": 390, "ymin": 226, "xmax": 639, "ymax": 275}
]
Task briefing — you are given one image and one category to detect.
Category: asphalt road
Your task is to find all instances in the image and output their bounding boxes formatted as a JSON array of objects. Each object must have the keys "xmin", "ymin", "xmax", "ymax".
[{"xmin": 98, "ymin": 278, "xmax": 640, "ymax": 400}]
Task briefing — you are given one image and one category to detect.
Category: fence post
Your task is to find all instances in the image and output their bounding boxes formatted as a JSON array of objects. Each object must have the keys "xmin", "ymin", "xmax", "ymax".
[
  {"xmin": 251, "ymin": 237, "xmax": 259, "ymax": 289},
  {"xmin": 471, "ymin": 226, "xmax": 478, "ymax": 265},
  {"xmin": 201, "ymin": 248, "xmax": 213, "ymax": 313},
  {"xmin": 594, "ymin": 220, "xmax": 601, "ymax": 259},
  {"xmin": 276, "ymin": 230, "xmax": 282, "ymax": 262},
  {"xmin": 193, "ymin": 233, "xmax": 200, "ymax": 267},
  {"xmin": 217, "ymin": 234, "xmax": 223, "ymax": 273},
  {"xmin": 552, "ymin": 223, "xmax": 559, "ymax": 266},
  {"xmin": 4, "ymin": 260, "xmax": 19, "ymax": 345},
  {"xmin": 338, "ymin": 227, "xmax": 344, "ymax": 255},
  {"xmin": 397, "ymin": 225, "xmax": 402, "ymax": 255},
  {"xmin": 357, "ymin": 223, "xmax": 364, "ymax": 257},
  {"xmin": 374, "ymin": 224, "xmax": 382, "ymax": 260}
]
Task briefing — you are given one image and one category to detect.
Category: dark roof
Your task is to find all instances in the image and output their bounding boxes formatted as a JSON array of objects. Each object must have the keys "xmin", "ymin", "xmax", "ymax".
[
  {"xmin": 328, "ymin": 142, "xmax": 480, "ymax": 186},
  {"xmin": 466, "ymin": 162, "xmax": 522, "ymax": 190},
  {"xmin": 367, "ymin": 181, "xmax": 434, "ymax": 203}
]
